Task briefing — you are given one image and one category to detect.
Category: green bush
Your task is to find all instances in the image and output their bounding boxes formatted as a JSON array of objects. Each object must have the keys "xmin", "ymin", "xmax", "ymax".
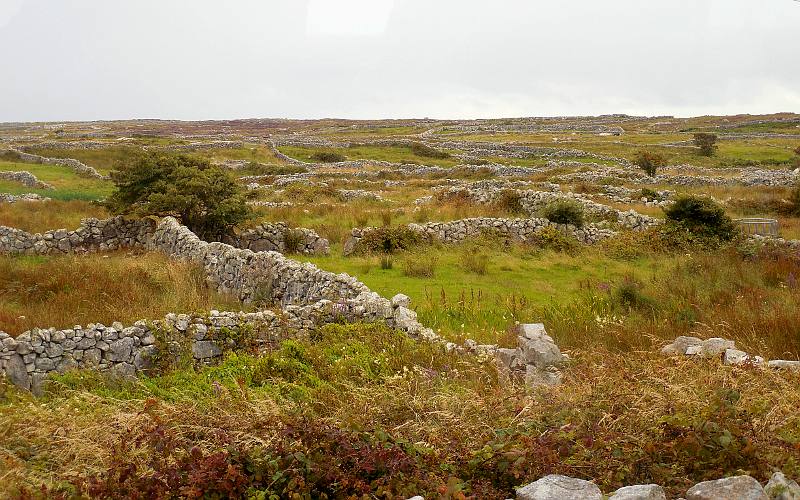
[
  {"xmin": 311, "ymin": 151, "xmax": 347, "ymax": 163},
  {"xmin": 633, "ymin": 151, "xmax": 665, "ymax": 177},
  {"xmin": 640, "ymin": 188, "xmax": 662, "ymax": 201},
  {"xmin": 282, "ymin": 228, "xmax": 305, "ymax": 254},
  {"xmin": 408, "ymin": 142, "xmax": 450, "ymax": 159},
  {"xmin": 357, "ymin": 226, "xmax": 422, "ymax": 254},
  {"xmin": 530, "ymin": 226, "xmax": 580, "ymax": 253},
  {"xmin": 663, "ymin": 195, "xmax": 737, "ymax": 241},
  {"xmin": 106, "ymin": 153, "xmax": 252, "ymax": 240},
  {"xmin": 693, "ymin": 133, "xmax": 718, "ymax": 156},
  {"xmin": 539, "ymin": 200, "xmax": 585, "ymax": 228},
  {"xmin": 492, "ymin": 189, "xmax": 526, "ymax": 215}
]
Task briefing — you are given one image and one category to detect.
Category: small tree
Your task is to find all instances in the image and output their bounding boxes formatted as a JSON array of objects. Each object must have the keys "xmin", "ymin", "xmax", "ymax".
[
  {"xmin": 633, "ymin": 151, "xmax": 666, "ymax": 177},
  {"xmin": 663, "ymin": 195, "xmax": 737, "ymax": 241},
  {"xmin": 539, "ymin": 200, "xmax": 585, "ymax": 227},
  {"xmin": 693, "ymin": 133, "xmax": 718, "ymax": 156},
  {"xmin": 106, "ymin": 153, "xmax": 252, "ymax": 240}
]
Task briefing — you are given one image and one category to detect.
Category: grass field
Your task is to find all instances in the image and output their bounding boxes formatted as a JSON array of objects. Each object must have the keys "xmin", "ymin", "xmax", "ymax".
[{"xmin": 2, "ymin": 114, "xmax": 800, "ymax": 498}]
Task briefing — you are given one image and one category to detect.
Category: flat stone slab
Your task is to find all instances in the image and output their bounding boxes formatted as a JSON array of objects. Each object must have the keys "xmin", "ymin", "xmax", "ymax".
[{"xmin": 516, "ymin": 474, "xmax": 602, "ymax": 500}]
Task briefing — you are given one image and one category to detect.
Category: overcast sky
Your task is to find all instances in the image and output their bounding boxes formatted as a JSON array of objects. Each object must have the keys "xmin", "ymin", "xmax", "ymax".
[{"xmin": 1, "ymin": 0, "xmax": 798, "ymax": 122}]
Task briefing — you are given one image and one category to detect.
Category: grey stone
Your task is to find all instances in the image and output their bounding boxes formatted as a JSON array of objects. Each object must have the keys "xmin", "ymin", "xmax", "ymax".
[
  {"xmin": 610, "ymin": 484, "xmax": 667, "ymax": 500},
  {"xmin": 34, "ymin": 357, "xmax": 55, "ymax": 371},
  {"xmin": 110, "ymin": 362, "xmax": 136, "ymax": 379},
  {"xmin": 768, "ymin": 360, "xmax": 800, "ymax": 371},
  {"xmin": 133, "ymin": 346, "xmax": 157, "ymax": 371},
  {"xmin": 661, "ymin": 336, "xmax": 702, "ymax": 356},
  {"xmin": 107, "ymin": 337, "xmax": 134, "ymax": 362},
  {"xmin": 686, "ymin": 475, "xmax": 768, "ymax": 500},
  {"xmin": 516, "ymin": 475, "xmax": 602, "ymax": 500},
  {"xmin": 391, "ymin": 293, "xmax": 411, "ymax": 308},
  {"xmin": 700, "ymin": 338, "xmax": 737, "ymax": 357},
  {"xmin": 5, "ymin": 353, "xmax": 30, "ymax": 390},
  {"xmin": 723, "ymin": 349, "xmax": 763, "ymax": 366},
  {"xmin": 765, "ymin": 472, "xmax": 800, "ymax": 500},
  {"xmin": 518, "ymin": 336, "xmax": 566, "ymax": 369},
  {"xmin": 192, "ymin": 340, "xmax": 222, "ymax": 359}
]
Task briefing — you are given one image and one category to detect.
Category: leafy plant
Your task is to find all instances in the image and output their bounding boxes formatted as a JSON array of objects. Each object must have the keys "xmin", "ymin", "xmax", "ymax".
[
  {"xmin": 492, "ymin": 189, "xmax": 525, "ymax": 215},
  {"xmin": 281, "ymin": 228, "xmax": 305, "ymax": 254},
  {"xmin": 106, "ymin": 153, "xmax": 252, "ymax": 240},
  {"xmin": 693, "ymin": 133, "xmax": 718, "ymax": 156},
  {"xmin": 357, "ymin": 226, "xmax": 422, "ymax": 254},
  {"xmin": 539, "ymin": 200, "xmax": 585, "ymax": 228},
  {"xmin": 663, "ymin": 195, "xmax": 737, "ymax": 241},
  {"xmin": 633, "ymin": 151, "xmax": 666, "ymax": 177},
  {"xmin": 311, "ymin": 151, "xmax": 346, "ymax": 163}
]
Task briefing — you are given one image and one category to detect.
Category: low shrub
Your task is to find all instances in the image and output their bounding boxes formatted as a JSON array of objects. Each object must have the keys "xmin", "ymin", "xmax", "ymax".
[
  {"xmin": 408, "ymin": 142, "xmax": 450, "ymax": 159},
  {"xmin": 357, "ymin": 226, "xmax": 422, "ymax": 254},
  {"xmin": 282, "ymin": 228, "xmax": 305, "ymax": 254},
  {"xmin": 311, "ymin": 151, "xmax": 347, "ymax": 163},
  {"xmin": 640, "ymin": 188, "xmax": 662, "ymax": 201},
  {"xmin": 613, "ymin": 277, "xmax": 654, "ymax": 310},
  {"xmin": 530, "ymin": 226, "xmax": 580, "ymax": 253},
  {"xmin": 403, "ymin": 254, "xmax": 437, "ymax": 278},
  {"xmin": 786, "ymin": 184, "xmax": 800, "ymax": 216},
  {"xmin": 693, "ymin": 133, "xmax": 718, "ymax": 156},
  {"xmin": 633, "ymin": 151, "xmax": 665, "ymax": 177},
  {"xmin": 663, "ymin": 195, "xmax": 737, "ymax": 241},
  {"xmin": 492, "ymin": 189, "xmax": 525, "ymax": 215},
  {"xmin": 539, "ymin": 200, "xmax": 585, "ymax": 228}
]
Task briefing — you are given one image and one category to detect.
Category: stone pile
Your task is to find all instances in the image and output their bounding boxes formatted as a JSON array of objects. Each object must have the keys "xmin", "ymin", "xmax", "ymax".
[
  {"xmin": 495, "ymin": 323, "xmax": 569, "ymax": 386},
  {"xmin": 223, "ymin": 222, "xmax": 329, "ymax": 255},
  {"xmin": 0, "ymin": 193, "xmax": 51, "ymax": 203},
  {"xmin": 661, "ymin": 335, "xmax": 800, "ymax": 371},
  {"xmin": 337, "ymin": 189, "xmax": 386, "ymax": 202},
  {"xmin": 0, "ymin": 170, "xmax": 53, "ymax": 189},
  {"xmin": 514, "ymin": 472, "xmax": 799, "ymax": 500}
]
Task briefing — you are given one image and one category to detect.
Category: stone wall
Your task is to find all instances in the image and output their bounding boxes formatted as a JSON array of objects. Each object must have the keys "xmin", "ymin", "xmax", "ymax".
[
  {"xmin": 0, "ymin": 193, "xmax": 51, "ymax": 203},
  {"xmin": 0, "ymin": 296, "xmax": 413, "ymax": 394},
  {"xmin": 4, "ymin": 148, "xmax": 107, "ymax": 179},
  {"xmin": 223, "ymin": 222, "xmax": 329, "ymax": 255},
  {"xmin": 434, "ymin": 185, "xmax": 660, "ymax": 231},
  {"xmin": 0, "ymin": 170, "xmax": 53, "ymax": 189},
  {"xmin": 344, "ymin": 217, "xmax": 615, "ymax": 255}
]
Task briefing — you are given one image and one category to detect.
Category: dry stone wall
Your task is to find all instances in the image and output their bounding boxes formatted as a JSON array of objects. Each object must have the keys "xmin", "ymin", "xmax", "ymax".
[
  {"xmin": 4, "ymin": 148, "xmax": 107, "ymax": 179},
  {"xmin": 223, "ymin": 222, "xmax": 329, "ymax": 255},
  {"xmin": 344, "ymin": 217, "xmax": 616, "ymax": 255},
  {"xmin": 434, "ymin": 185, "xmax": 660, "ymax": 231},
  {"xmin": 0, "ymin": 170, "xmax": 53, "ymax": 189},
  {"xmin": 0, "ymin": 193, "xmax": 50, "ymax": 203}
]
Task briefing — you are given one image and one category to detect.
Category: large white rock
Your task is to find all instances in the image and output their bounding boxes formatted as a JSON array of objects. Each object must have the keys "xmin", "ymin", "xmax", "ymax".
[
  {"xmin": 686, "ymin": 475, "xmax": 768, "ymax": 500},
  {"xmin": 516, "ymin": 475, "xmax": 602, "ymax": 500},
  {"xmin": 610, "ymin": 484, "xmax": 666, "ymax": 500}
]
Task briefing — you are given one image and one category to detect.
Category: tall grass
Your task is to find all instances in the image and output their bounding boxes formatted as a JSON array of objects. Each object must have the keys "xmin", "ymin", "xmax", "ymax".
[
  {"xmin": 0, "ymin": 200, "xmax": 108, "ymax": 233},
  {"xmin": 0, "ymin": 252, "xmax": 245, "ymax": 335}
]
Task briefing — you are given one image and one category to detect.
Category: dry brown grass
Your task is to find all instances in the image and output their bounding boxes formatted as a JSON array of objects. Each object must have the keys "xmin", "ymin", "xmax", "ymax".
[
  {"xmin": 1, "ymin": 346, "xmax": 799, "ymax": 498},
  {"xmin": 0, "ymin": 200, "xmax": 108, "ymax": 233},
  {"xmin": 0, "ymin": 251, "xmax": 245, "ymax": 336}
]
